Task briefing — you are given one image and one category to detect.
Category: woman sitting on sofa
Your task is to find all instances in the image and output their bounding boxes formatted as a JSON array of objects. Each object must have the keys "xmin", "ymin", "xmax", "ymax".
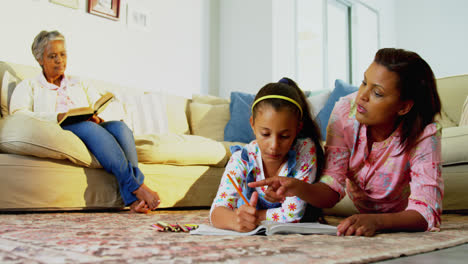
[{"xmin": 9, "ymin": 30, "xmax": 160, "ymax": 213}]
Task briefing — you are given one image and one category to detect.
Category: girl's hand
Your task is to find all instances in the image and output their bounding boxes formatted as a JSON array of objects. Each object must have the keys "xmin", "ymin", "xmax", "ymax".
[
  {"xmin": 88, "ymin": 114, "xmax": 104, "ymax": 124},
  {"xmin": 234, "ymin": 192, "xmax": 259, "ymax": 232},
  {"xmin": 337, "ymin": 214, "xmax": 381, "ymax": 237}
]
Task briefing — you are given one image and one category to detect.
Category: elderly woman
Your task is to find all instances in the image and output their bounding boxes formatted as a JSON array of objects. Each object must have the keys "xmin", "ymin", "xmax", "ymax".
[{"xmin": 10, "ymin": 30, "xmax": 160, "ymax": 213}]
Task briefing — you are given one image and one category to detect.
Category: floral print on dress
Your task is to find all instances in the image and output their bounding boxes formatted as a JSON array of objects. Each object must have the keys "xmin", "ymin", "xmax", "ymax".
[{"xmin": 210, "ymin": 138, "xmax": 318, "ymax": 223}]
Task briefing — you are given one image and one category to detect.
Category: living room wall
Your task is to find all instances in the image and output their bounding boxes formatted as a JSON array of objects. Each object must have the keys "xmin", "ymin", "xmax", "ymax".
[
  {"xmin": 0, "ymin": 0, "xmax": 212, "ymax": 97},
  {"xmin": 1, "ymin": 0, "xmax": 466, "ymax": 99},
  {"xmin": 395, "ymin": 0, "xmax": 468, "ymax": 78}
]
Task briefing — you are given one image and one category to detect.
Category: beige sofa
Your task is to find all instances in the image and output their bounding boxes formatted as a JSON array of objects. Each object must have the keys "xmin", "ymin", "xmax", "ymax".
[
  {"xmin": 0, "ymin": 61, "xmax": 239, "ymax": 211},
  {"xmin": 0, "ymin": 60, "xmax": 467, "ymax": 215}
]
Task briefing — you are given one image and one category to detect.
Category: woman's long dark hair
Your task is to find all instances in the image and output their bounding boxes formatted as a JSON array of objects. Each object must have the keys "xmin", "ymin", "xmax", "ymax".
[
  {"xmin": 374, "ymin": 48, "xmax": 441, "ymax": 153},
  {"xmin": 252, "ymin": 77, "xmax": 325, "ymax": 222}
]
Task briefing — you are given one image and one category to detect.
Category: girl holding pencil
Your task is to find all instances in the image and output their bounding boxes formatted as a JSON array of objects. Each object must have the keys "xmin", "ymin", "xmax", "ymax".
[{"xmin": 209, "ymin": 78, "xmax": 324, "ymax": 232}]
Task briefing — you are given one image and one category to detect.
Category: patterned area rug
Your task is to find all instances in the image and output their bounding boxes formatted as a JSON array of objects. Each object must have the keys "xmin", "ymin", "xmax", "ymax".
[{"xmin": 1, "ymin": 210, "xmax": 467, "ymax": 263}]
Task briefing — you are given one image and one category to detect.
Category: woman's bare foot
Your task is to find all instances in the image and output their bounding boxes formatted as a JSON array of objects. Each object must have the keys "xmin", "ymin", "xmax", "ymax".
[
  {"xmin": 130, "ymin": 200, "xmax": 149, "ymax": 213},
  {"xmin": 133, "ymin": 183, "xmax": 160, "ymax": 210}
]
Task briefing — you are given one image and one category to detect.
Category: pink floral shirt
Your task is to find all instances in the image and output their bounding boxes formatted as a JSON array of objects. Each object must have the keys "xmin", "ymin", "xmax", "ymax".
[
  {"xmin": 320, "ymin": 92, "xmax": 443, "ymax": 230},
  {"xmin": 210, "ymin": 138, "xmax": 318, "ymax": 223}
]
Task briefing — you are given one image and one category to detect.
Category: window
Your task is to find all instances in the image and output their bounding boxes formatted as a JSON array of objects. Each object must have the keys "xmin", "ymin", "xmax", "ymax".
[
  {"xmin": 297, "ymin": 0, "xmax": 379, "ymax": 91},
  {"xmin": 326, "ymin": 0, "xmax": 351, "ymax": 89}
]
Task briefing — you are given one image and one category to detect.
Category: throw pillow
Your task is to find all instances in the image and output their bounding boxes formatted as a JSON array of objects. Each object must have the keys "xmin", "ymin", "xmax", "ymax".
[
  {"xmin": 189, "ymin": 102, "xmax": 230, "ymax": 141},
  {"xmin": 460, "ymin": 96, "xmax": 468, "ymax": 126},
  {"xmin": 134, "ymin": 133, "xmax": 230, "ymax": 167},
  {"xmin": 307, "ymin": 90, "xmax": 331, "ymax": 118},
  {"xmin": 165, "ymin": 93, "xmax": 190, "ymax": 135},
  {"xmin": 192, "ymin": 94, "xmax": 230, "ymax": 105},
  {"xmin": 1, "ymin": 70, "xmax": 20, "ymax": 117},
  {"xmin": 316, "ymin": 79, "xmax": 358, "ymax": 141},
  {"xmin": 119, "ymin": 92, "xmax": 169, "ymax": 136},
  {"xmin": 224, "ymin": 91, "xmax": 256, "ymax": 143},
  {"xmin": 0, "ymin": 113, "xmax": 100, "ymax": 168}
]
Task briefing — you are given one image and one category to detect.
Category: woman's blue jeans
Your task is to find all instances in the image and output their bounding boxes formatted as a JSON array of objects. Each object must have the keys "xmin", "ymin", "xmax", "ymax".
[{"xmin": 63, "ymin": 121, "xmax": 143, "ymax": 206}]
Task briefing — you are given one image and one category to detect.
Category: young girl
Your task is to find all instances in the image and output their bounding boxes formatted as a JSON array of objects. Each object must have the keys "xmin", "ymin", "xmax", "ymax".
[
  {"xmin": 210, "ymin": 78, "xmax": 324, "ymax": 232},
  {"xmin": 250, "ymin": 48, "xmax": 443, "ymax": 236}
]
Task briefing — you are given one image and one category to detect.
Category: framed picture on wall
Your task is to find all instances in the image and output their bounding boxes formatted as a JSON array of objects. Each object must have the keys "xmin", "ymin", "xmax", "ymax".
[{"xmin": 88, "ymin": 0, "xmax": 120, "ymax": 21}]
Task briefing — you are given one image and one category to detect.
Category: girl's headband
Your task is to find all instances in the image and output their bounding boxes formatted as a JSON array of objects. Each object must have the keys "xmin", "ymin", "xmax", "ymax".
[{"xmin": 251, "ymin": 95, "xmax": 303, "ymax": 118}]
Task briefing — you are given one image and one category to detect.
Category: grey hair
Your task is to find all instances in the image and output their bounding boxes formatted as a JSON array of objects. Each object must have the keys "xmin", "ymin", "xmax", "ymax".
[{"xmin": 31, "ymin": 30, "xmax": 65, "ymax": 63}]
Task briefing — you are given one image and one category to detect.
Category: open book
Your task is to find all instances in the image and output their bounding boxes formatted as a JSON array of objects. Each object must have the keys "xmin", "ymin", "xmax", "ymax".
[
  {"xmin": 190, "ymin": 221, "xmax": 337, "ymax": 236},
  {"xmin": 58, "ymin": 92, "xmax": 114, "ymax": 126}
]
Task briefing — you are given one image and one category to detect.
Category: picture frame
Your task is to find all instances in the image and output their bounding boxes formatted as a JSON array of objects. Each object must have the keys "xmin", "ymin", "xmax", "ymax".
[
  {"xmin": 49, "ymin": 0, "xmax": 79, "ymax": 9},
  {"xmin": 88, "ymin": 0, "xmax": 120, "ymax": 21}
]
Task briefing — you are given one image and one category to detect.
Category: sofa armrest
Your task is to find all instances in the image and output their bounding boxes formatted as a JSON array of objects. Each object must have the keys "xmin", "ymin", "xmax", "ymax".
[{"xmin": 442, "ymin": 125, "xmax": 468, "ymax": 166}]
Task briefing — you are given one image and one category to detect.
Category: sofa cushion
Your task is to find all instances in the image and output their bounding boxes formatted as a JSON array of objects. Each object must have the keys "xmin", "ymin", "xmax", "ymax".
[
  {"xmin": 134, "ymin": 133, "xmax": 229, "ymax": 167},
  {"xmin": 189, "ymin": 102, "xmax": 230, "ymax": 141},
  {"xmin": 224, "ymin": 91, "xmax": 256, "ymax": 143},
  {"xmin": 436, "ymin": 74, "xmax": 468, "ymax": 125},
  {"xmin": 0, "ymin": 113, "xmax": 100, "ymax": 168},
  {"xmin": 307, "ymin": 89, "xmax": 331, "ymax": 117},
  {"xmin": 192, "ymin": 94, "xmax": 229, "ymax": 105},
  {"xmin": 436, "ymin": 109, "xmax": 458, "ymax": 129},
  {"xmin": 442, "ymin": 126, "xmax": 468, "ymax": 166},
  {"xmin": 316, "ymin": 80, "xmax": 358, "ymax": 141},
  {"xmin": 189, "ymin": 94, "xmax": 230, "ymax": 141},
  {"xmin": 165, "ymin": 94, "xmax": 190, "ymax": 135},
  {"xmin": 119, "ymin": 92, "xmax": 169, "ymax": 136},
  {"xmin": 460, "ymin": 96, "xmax": 468, "ymax": 126},
  {"xmin": 1, "ymin": 70, "xmax": 19, "ymax": 117}
]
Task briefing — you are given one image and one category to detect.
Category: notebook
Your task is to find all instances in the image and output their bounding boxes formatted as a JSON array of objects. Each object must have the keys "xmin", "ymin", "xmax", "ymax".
[{"xmin": 190, "ymin": 221, "xmax": 337, "ymax": 236}]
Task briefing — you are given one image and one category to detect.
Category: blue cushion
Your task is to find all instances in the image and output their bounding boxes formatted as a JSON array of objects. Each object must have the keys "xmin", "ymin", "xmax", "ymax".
[
  {"xmin": 224, "ymin": 92, "xmax": 256, "ymax": 143},
  {"xmin": 316, "ymin": 79, "xmax": 358, "ymax": 141}
]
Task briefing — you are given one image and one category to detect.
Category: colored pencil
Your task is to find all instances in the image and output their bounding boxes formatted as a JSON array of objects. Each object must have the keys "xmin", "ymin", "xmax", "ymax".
[{"xmin": 226, "ymin": 173, "xmax": 250, "ymax": 205}]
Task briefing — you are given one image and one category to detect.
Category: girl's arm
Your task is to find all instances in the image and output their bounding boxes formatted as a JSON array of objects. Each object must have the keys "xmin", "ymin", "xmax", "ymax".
[
  {"xmin": 211, "ymin": 193, "xmax": 266, "ymax": 232},
  {"xmin": 209, "ymin": 150, "xmax": 264, "ymax": 232}
]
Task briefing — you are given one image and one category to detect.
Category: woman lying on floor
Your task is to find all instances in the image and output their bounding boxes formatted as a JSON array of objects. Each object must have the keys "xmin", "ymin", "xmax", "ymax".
[{"xmin": 250, "ymin": 48, "xmax": 443, "ymax": 236}]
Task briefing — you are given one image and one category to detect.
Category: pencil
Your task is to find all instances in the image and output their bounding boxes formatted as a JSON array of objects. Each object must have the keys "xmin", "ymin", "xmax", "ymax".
[{"xmin": 226, "ymin": 173, "xmax": 250, "ymax": 205}]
